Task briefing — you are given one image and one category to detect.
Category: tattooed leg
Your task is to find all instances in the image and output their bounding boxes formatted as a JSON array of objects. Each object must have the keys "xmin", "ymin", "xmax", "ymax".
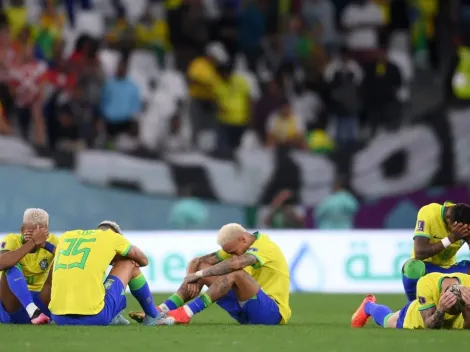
[{"xmin": 203, "ymin": 270, "xmax": 260, "ymax": 302}]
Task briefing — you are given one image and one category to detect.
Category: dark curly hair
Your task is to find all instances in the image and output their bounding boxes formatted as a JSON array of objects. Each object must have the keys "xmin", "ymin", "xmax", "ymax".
[{"xmin": 450, "ymin": 203, "xmax": 470, "ymax": 224}]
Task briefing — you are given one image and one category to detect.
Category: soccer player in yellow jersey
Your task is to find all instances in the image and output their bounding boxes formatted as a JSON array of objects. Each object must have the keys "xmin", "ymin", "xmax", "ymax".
[
  {"xmin": 49, "ymin": 221, "xmax": 161, "ymax": 326},
  {"xmin": 402, "ymin": 202, "xmax": 470, "ymax": 301},
  {"xmin": 352, "ymin": 272, "xmax": 470, "ymax": 329},
  {"xmin": 0, "ymin": 208, "xmax": 57, "ymax": 325},
  {"xmin": 130, "ymin": 223, "xmax": 291, "ymax": 325}
]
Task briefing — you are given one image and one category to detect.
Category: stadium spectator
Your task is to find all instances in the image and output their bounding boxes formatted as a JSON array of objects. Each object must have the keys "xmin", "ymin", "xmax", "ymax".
[
  {"xmin": 282, "ymin": 16, "xmax": 303, "ymax": 69},
  {"xmin": 362, "ymin": 45, "xmax": 402, "ymax": 136},
  {"xmin": 186, "ymin": 42, "xmax": 228, "ymax": 147},
  {"xmin": 4, "ymin": 0, "xmax": 27, "ymax": 39},
  {"xmin": 264, "ymin": 189, "xmax": 305, "ymax": 229},
  {"xmin": 266, "ymin": 98, "xmax": 307, "ymax": 150},
  {"xmin": 301, "ymin": 0, "xmax": 337, "ymax": 51},
  {"xmin": 212, "ymin": 2, "xmax": 239, "ymax": 62},
  {"xmin": 8, "ymin": 27, "xmax": 47, "ymax": 146},
  {"xmin": 169, "ymin": 185, "xmax": 209, "ymax": 229},
  {"xmin": 34, "ymin": 0, "xmax": 65, "ymax": 61},
  {"xmin": 239, "ymin": 0, "xmax": 266, "ymax": 72},
  {"xmin": 341, "ymin": 0, "xmax": 384, "ymax": 62},
  {"xmin": 253, "ymin": 79, "xmax": 284, "ymax": 143},
  {"xmin": 0, "ymin": 101, "xmax": 12, "ymax": 135},
  {"xmin": 0, "ymin": 14, "xmax": 14, "ymax": 118},
  {"xmin": 214, "ymin": 63, "xmax": 252, "ymax": 151},
  {"xmin": 156, "ymin": 100, "xmax": 191, "ymax": 153},
  {"xmin": 323, "ymin": 46, "xmax": 363, "ymax": 147},
  {"xmin": 105, "ymin": 6, "xmax": 135, "ymax": 52},
  {"xmin": 99, "ymin": 57, "xmax": 141, "ymax": 148},
  {"xmin": 315, "ymin": 178, "xmax": 358, "ymax": 229},
  {"xmin": 135, "ymin": 3, "xmax": 170, "ymax": 67}
]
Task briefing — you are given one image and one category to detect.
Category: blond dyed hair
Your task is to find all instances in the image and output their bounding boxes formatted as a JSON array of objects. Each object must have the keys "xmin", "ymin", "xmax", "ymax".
[
  {"xmin": 217, "ymin": 223, "xmax": 247, "ymax": 246},
  {"xmin": 23, "ymin": 208, "xmax": 49, "ymax": 227}
]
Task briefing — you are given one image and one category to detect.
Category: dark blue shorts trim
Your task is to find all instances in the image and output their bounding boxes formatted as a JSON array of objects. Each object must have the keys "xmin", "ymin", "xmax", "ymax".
[
  {"xmin": 424, "ymin": 260, "xmax": 470, "ymax": 274},
  {"xmin": 52, "ymin": 275, "xmax": 127, "ymax": 326},
  {"xmin": 396, "ymin": 301, "xmax": 412, "ymax": 329},
  {"xmin": 216, "ymin": 289, "xmax": 282, "ymax": 325},
  {"xmin": 0, "ymin": 291, "xmax": 47, "ymax": 324}
]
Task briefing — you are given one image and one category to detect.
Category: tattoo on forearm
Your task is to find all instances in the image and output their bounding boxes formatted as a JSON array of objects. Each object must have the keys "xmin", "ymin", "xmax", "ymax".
[
  {"xmin": 203, "ymin": 254, "xmax": 257, "ymax": 277},
  {"xmin": 199, "ymin": 252, "xmax": 222, "ymax": 265},
  {"xmin": 206, "ymin": 276, "xmax": 232, "ymax": 301},
  {"xmin": 421, "ymin": 308, "xmax": 445, "ymax": 329}
]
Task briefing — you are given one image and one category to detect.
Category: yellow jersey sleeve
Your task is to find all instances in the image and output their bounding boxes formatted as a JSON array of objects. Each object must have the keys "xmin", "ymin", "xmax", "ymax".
[
  {"xmin": 414, "ymin": 207, "xmax": 432, "ymax": 239},
  {"xmin": 246, "ymin": 242, "xmax": 271, "ymax": 269},
  {"xmin": 417, "ymin": 276, "xmax": 436, "ymax": 311},
  {"xmin": 216, "ymin": 250, "xmax": 231, "ymax": 261},
  {"xmin": 103, "ymin": 230, "xmax": 132, "ymax": 256},
  {"xmin": 0, "ymin": 234, "xmax": 21, "ymax": 252},
  {"xmin": 47, "ymin": 233, "xmax": 60, "ymax": 246},
  {"xmin": 187, "ymin": 59, "xmax": 213, "ymax": 84}
]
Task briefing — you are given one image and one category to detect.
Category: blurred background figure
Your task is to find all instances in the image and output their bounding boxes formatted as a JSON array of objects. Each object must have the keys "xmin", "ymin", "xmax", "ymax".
[
  {"xmin": 264, "ymin": 189, "xmax": 305, "ymax": 229},
  {"xmin": 315, "ymin": 178, "xmax": 359, "ymax": 230},
  {"xmin": 169, "ymin": 185, "xmax": 209, "ymax": 230}
]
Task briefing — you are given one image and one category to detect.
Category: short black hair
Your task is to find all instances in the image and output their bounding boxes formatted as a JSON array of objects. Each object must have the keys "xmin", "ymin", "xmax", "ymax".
[{"xmin": 451, "ymin": 204, "xmax": 470, "ymax": 224}]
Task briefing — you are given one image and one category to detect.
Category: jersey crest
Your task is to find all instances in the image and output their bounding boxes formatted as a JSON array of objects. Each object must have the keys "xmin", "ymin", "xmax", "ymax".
[
  {"xmin": 104, "ymin": 278, "xmax": 114, "ymax": 291},
  {"xmin": 0, "ymin": 242, "xmax": 5, "ymax": 249},
  {"xmin": 39, "ymin": 258, "xmax": 49, "ymax": 271},
  {"xmin": 417, "ymin": 221, "xmax": 425, "ymax": 232}
]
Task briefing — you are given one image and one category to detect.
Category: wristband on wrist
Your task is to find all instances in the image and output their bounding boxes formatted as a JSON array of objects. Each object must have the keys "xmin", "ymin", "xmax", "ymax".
[
  {"xmin": 44, "ymin": 242, "xmax": 55, "ymax": 254},
  {"xmin": 441, "ymin": 237, "xmax": 451, "ymax": 248},
  {"xmin": 195, "ymin": 270, "xmax": 204, "ymax": 278}
]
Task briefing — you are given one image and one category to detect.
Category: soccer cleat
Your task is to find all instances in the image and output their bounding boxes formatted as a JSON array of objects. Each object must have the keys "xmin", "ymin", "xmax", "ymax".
[
  {"xmin": 351, "ymin": 294, "xmax": 376, "ymax": 328},
  {"xmin": 143, "ymin": 313, "xmax": 166, "ymax": 326},
  {"xmin": 129, "ymin": 306, "xmax": 164, "ymax": 324},
  {"xmin": 110, "ymin": 313, "xmax": 130, "ymax": 325},
  {"xmin": 164, "ymin": 307, "xmax": 191, "ymax": 325},
  {"xmin": 30, "ymin": 310, "xmax": 50, "ymax": 325}
]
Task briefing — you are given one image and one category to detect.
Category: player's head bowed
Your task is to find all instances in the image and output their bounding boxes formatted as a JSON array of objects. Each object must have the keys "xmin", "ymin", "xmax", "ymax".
[
  {"xmin": 98, "ymin": 220, "xmax": 121, "ymax": 234},
  {"xmin": 450, "ymin": 203, "xmax": 470, "ymax": 224},
  {"xmin": 217, "ymin": 223, "xmax": 254, "ymax": 256},
  {"xmin": 22, "ymin": 208, "xmax": 49, "ymax": 241}
]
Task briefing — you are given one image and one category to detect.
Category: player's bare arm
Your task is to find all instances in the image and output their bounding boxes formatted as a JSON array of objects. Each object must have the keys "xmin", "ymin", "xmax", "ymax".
[
  {"xmin": 125, "ymin": 245, "xmax": 149, "ymax": 267},
  {"xmin": 186, "ymin": 252, "xmax": 222, "ymax": 274},
  {"xmin": 459, "ymin": 287, "xmax": 470, "ymax": 329},
  {"xmin": 186, "ymin": 254, "xmax": 258, "ymax": 282},
  {"xmin": 420, "ymin": 307, "xmax": 446, "ymax": 329}
]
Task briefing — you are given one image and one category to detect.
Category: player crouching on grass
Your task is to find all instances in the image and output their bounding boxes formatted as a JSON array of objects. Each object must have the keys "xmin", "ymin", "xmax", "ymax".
[
  {"xmin": 0, "ymin": 208, "xmax": 58, "ymax": 325},
  {"xmin": 352, "ymin": 272, "xmax": 470, "ymax": 330},
  {"xmin": 129, "ymin": 223, "xmax": 291, "ymax": 325},
  {"xmin": 48, "ymin": 221, "xmax": 162, "ymax": 326},
  {"xmin": 402, "ymin": 202, "xmax": 470, "ymax": 302}
]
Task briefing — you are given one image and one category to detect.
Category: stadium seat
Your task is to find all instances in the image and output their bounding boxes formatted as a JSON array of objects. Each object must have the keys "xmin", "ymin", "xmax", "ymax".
[
  {"xmin": 75, "ymin": 10, "xmax": 105, "ymax": 37},
  {"xmin": 158, "ymin": 69, "xmax": 187, "ymax": 101}
]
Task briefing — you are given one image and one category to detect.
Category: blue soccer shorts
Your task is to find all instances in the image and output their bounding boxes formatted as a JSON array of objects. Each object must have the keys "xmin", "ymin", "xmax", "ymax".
[
  {"xmin": 216, "ymin": 288, "xmax": 282, "ymax": 325},
  {"xmin": 0, "ymin": 291, "xmax": 49, "ymax": 324},
  {"xmin": 52, "ymin": 275, "xmax": 126, "ymax": 326},
  {"xmin": 395, "ymin": 301, "xmax": 412, "ymax": 329}
]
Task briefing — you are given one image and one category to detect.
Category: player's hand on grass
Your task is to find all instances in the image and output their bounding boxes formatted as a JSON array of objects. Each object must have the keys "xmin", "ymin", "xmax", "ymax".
[
  {"xmin": 438, "ymin": 290, "xmax": 459, "ymax": 312},
  {"xmin": 31, "ymin": 225, "xmax": 48, "ymax": 247},
  {"xmin": 449, "ymin": 222, "xmax": 470, "ymax": 242}
]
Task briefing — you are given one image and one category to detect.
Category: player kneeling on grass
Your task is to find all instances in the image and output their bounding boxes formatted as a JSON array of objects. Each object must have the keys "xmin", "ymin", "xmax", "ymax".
[
  {"xmin": 49, "ymin": 221, "xmax": 161, "ymax": 326},
  {"xmin": 352, "ymin": 272, "xmax": 470, "ymax": 330},
  {"xmin": 402, "ymin": 202, "xmax": 470, "ymax": 302},
  {"xmin": 0, "ymin": 208, "xmax": 58, "ymax": 325},
  {"xmin": 130, "ymin": 223, "xmax": 291, "ymax": 325}
]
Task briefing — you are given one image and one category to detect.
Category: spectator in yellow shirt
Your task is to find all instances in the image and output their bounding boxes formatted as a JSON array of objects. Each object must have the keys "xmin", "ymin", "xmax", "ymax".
[
  {"xmin": 214, "ymin": 64, "xmax": 252, "ymax": 151},
  {"xmin": 5, "ymin": 0, "xmax": 28, "ymax": 38},
  {"xmin": 135, "ymin": 3, "xmax": 170, "ymax": 67},
  {"xmin": 105, "ymin": 7, "xmax": 135, "ymax": 51},
  {"xmin": 187, "ymin": 42, "xmax": 228, "ymax": 147}
]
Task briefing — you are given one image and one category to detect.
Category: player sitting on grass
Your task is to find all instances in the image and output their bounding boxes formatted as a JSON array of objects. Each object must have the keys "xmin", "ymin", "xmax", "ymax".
[
  {"xmin": 352, "ymin": 272, "xmax": 470, "ymax": 329},
  {"xmin": 0, "ymin": 208, "xmax": 58, "ymax": 325},
  {"xmin": 402, "ymin": 202, "xmax": 470, "ymax": 301},
  {"xmin": 49, "ymin": 221, "xmax": 161, "ymax": 326},
  {"xmin": 130, "ymin": 223, "xmax": 291, "ymax": 325}
]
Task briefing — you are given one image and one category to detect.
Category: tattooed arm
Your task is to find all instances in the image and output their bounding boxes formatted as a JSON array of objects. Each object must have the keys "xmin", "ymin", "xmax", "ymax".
[
  {"xmin": 186, "ymin": 252, "xmax": 222, "ymax": 275},
  {"xmin": 419, "ymin": 307, "xmax": 445, "ymax": 329},
  {"xmin": 199, "ymin": 254, "xmax": 258, "ymax": 278}
]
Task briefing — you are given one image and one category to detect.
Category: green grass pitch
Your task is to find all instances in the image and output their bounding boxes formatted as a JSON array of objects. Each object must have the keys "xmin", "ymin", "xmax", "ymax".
[{"xmin": 1, "ymin": 293, "xmax": 470, "ymax": 352}]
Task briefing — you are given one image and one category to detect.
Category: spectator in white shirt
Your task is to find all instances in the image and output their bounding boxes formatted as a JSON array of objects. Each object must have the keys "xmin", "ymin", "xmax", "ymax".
[{"xmin": 341, "ymin": 0, "xmax": 384, "ymax": 61}]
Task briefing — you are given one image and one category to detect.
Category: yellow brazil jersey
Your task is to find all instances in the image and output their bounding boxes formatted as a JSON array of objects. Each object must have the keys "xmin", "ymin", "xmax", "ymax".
[
  {"xmin": 49, "ymin": 229, "xmax": 131, "ymax": 316},
  {"xmin": 403, "ymin": 272, "xmax": 467, "ymax": 329},
  {"xmin": 412, "ymin": 201, "xmax": 461, "ymax": 267},
  {"xmin": 187, "ymin": 57, "xmax": 220, "ymax": 100},
  {"xmin": 0, "ymin": 233, "xmax": 59, "ymax": 292},
  {"xmin": 214, "ymin": 74, "xmax": 251, "ymax": 126},
  {"xmin": 216, "ymin": 232, "xmax": 291, "ymax": 324}
]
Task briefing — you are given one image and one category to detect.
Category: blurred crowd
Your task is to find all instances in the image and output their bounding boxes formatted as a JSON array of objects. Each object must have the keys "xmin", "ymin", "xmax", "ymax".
[{"xmin": 0, "ymin": 0, "xmax": 451, "ymax": 155}]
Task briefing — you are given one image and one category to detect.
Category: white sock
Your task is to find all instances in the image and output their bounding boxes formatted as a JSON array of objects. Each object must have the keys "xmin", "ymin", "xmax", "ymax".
[
  {"xmin": 159, "ymin": 304, "xmax": 170, "ymax": 313},
  {"xmin": 183, "ymin": 305, "xmax": 194, "ymax": 318},
  {"xmin": 26, "ymin": 303, "xmax": 39, "ymax": 318}
]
